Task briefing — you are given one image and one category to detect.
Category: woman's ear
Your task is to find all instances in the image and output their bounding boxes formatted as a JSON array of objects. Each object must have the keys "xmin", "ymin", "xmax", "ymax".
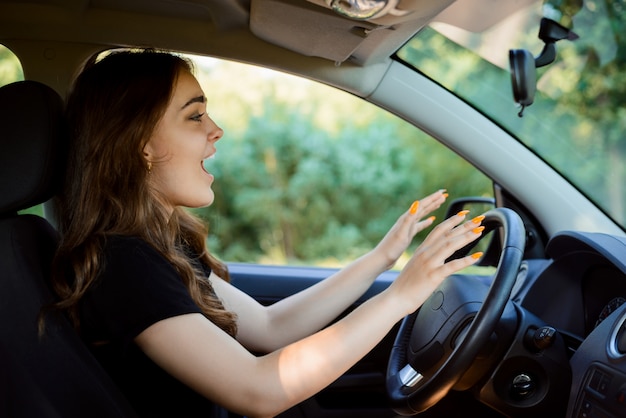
[
  {"xmin": 143, "ymin": 142, "xmax": 153, "ymax": 160},
  {"xmin": 143, "ymin": 143, "xmax": 154, "ymax": 172}
]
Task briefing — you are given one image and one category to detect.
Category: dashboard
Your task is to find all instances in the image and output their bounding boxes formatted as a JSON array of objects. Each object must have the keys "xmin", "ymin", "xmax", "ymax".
[{"xmin": 513, "ymin": 231, "xmax": 626, "ymax": 418}]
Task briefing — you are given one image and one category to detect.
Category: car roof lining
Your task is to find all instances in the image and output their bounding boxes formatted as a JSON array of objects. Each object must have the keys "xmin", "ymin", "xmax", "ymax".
[{"xmin": 0, "ymin": 0, "xmax": 541, "ymax": 95}]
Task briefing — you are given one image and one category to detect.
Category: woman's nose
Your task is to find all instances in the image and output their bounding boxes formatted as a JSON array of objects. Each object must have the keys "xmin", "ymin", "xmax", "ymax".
[
  {"xmin": 208, "ymin": 118, "xmax": 224, "ymax": 143},
  {"xmin": 210, "ymin": 126, "xmax": 224, "ymax": 142}
]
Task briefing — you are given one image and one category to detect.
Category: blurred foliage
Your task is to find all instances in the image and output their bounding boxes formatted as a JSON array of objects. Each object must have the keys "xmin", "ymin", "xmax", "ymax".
[
  {"xmin": 18, "ymin": 205, "xmax": 44, "ymax": 217},
  {"xmin": 398, "ymin": 0, "xmax": 626, "ymax": 225},
  {"xmin": 191, "ymin": 60, "xmax": 492, "ymax": 265},
  {"xmin": 4, "ymin": 3, "xmax": 624, "ymax": 268},
  {"xmin": 1, "ymin": 43, "xmax": 492, "ymax": 267},
  {"xmin": 0, "ymin": 44, "xmax": 23, "ymax": 87}
]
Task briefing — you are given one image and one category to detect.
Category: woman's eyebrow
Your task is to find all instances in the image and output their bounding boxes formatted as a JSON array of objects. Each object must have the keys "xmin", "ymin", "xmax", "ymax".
[{"xmin": 181, "ymin": 95, "xmax": 206, "ymax": 110}]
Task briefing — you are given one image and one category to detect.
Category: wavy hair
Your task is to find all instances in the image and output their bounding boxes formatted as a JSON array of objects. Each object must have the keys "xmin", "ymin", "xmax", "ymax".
[{"xmin": 49, "ymin": 49, "xmax": 237, "ymax": 337}]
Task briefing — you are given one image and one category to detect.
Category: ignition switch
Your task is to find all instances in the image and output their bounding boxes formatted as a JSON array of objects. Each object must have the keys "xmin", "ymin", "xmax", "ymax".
[{"xmin": 510, "ymin": 373, "xmax": 535, "ymax": 400}]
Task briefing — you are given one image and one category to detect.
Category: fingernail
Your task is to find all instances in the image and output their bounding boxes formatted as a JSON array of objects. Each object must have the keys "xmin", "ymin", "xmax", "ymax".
[
  {"xmin": 473, "ymin": 226, "xmax": 485, "ymax": 234},
  {"xmin": 472, "ymin": 215, "xmax": 485, "ymax": 224},
  {"xmin": 471, "ymin": 252, "xmax": 483, "ymax": 260},
  {"xmin": 427, "ymin": 216, "xmax": 436, "ymax": 222},
  {"xmin": 442, "ymin": 193, "xmax": 449, "ymax": 199},
  {"xmin": 457, "ymin": 210, "xmax": 470, "ymax": 217},
  {"xmin": 409, "ymin": 201, "xmax": 419, "ymax": 215}
]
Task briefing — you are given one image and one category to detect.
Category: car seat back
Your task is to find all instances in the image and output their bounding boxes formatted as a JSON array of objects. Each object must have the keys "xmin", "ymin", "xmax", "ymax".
[{"xmin": 0, "ymin": 80, "xmax": 137, "ymax": 417}]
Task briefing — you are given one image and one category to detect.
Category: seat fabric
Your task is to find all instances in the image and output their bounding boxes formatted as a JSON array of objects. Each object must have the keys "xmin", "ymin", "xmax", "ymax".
[{"xmin": 0, "ymin": 80, "xmax": 138, "ymax": 418}]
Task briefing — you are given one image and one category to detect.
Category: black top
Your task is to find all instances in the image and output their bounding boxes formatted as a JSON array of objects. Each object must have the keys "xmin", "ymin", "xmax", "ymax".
[{"xmin": 79, "ymin": 235, "xmax": 227, "ymax": 418}]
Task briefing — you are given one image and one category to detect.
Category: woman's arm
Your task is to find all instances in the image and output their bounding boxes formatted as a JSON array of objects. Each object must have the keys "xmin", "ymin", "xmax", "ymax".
[
  {"xmin": 209, "ymin": 248, "xmax": 391, "ymax": 353},
  {"xmin": 136, "ymin": 210, "xmax": 483, "ymax": 418},
  {"xmin": 212, "ymin": 190, "xmax": 451, "ymax": 352}
]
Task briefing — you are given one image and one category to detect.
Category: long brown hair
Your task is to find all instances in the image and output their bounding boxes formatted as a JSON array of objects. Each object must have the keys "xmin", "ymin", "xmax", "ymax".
[{"xmin": 50, "ymin": 49, "xmax": 237, "ymax": 336}]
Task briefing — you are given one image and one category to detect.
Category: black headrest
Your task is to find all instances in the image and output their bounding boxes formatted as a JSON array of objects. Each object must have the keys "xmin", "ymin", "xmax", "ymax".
[{"xmin": 0, "ymin": 81, "xmax": 67, "ymax": 216}]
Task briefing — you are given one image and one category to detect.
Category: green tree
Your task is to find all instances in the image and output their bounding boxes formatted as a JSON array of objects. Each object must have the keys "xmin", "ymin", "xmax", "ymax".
[
  {"xmin": 563, "ymin": 0, "xmax": 626, "ymax": 218},
  {"xmin": 399, "ymin": 1, "xmax": 626, "ymax": 223},
  {"xmin": 196, "ymin": 89, "xmax": 491, "ymax": 265}
]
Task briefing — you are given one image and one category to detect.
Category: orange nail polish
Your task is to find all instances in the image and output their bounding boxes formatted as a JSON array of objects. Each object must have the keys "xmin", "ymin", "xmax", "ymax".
[
  {"xmin": 471, "ymin": 252, "xmax": 483, "ymax": 259},
  {"xmin": 472, "ymin": 215, "xmax": 485, "ymax": 224},
  {"xmin": 457, "ymin": 210, "xmax": 470, "ymax": 217},
  {"xmin": 427, "ymin": 216, "xmax": 436, "ymax": 222},
  {"xmin": 442, "ymin": 193, "xmax": 449, "ymax": 199},
  {"xmin": 409, "ymin": 201, "xmax": 419, "ymax": 215},
  {"xmin": 473, "ymin": 226, "xmax": 485, "ymax": 234}
]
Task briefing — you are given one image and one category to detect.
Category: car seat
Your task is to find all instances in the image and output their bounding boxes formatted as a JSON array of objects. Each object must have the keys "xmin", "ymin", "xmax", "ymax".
[{"xmin": 0, "ymin": 80, "xmax": 138, "ymax": 417}]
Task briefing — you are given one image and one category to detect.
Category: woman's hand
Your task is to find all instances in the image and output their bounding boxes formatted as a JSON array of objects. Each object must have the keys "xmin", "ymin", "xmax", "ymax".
[
  {"xmin": 386, "ymin": 209, "xmax": 485, "ymax": 316},
  {"xmin": 374, "ymin": 189, "xmax": 448, "ymax": 270}
]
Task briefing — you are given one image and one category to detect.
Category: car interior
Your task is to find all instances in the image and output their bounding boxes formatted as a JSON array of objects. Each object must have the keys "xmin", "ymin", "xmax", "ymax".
[{"xmin": 2, "ymin": 1, "xmax": 626, "ymax": 418}]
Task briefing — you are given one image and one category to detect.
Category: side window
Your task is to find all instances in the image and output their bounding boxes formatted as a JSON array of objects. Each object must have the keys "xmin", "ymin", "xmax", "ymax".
[
  {"xmin": 187, "ymin": 55, "xmax": 493, "ymax": 268},
  {"xmin": 1, "ymin": 45, "xmax": 42, "ymax": 216},
  {"xmin": 0, "ymin": 44, "xmax": 24, "ymax": 87}
]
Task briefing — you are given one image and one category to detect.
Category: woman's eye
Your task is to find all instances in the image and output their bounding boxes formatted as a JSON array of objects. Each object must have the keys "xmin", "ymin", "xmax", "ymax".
[{"xmin": 190, "ymin": 112, "xmax": 205, "ymax": 122}]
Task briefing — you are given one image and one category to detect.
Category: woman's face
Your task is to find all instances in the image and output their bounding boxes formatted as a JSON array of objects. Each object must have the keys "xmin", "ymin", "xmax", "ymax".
[{"xmin": 144, "ymin": 70, "xmax": 223, "ymax": 211}]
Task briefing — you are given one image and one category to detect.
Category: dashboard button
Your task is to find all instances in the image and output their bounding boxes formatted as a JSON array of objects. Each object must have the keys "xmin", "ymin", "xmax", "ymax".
[{"xmin": 589, "ymin": 369, "xmax": 612, "ymax": 395}]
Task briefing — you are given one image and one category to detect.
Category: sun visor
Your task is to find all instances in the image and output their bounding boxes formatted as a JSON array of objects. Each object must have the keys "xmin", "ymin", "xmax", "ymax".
[
  {"xmin": 251, "ymin": 0, "xmax": 378, "ymax": 63},
  {"xmin": 250, "ymin": 0, "xmax": 454, "ymax": 64}
]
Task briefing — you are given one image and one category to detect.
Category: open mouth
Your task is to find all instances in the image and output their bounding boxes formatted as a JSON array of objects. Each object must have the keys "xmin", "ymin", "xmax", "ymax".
[{"xmin": 202, "ymin": 154, "xmax": 214, "ymax": 175}]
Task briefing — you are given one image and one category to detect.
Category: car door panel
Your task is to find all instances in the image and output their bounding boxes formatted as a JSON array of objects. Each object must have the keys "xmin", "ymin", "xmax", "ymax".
[{"xmin": 229, "ymin": 263, "xmax": 398, "ymax": 418}]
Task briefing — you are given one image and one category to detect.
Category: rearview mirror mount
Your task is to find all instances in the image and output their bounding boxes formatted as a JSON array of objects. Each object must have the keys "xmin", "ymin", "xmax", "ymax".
[{"xmin": 509, "ymin": 17, "xmax": 578, "ymax": 117}]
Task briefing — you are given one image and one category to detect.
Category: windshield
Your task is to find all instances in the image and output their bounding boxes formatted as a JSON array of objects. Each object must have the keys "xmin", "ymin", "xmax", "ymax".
[{"xmin": 397, "ymin": 0, "xmax": 625, "ymax": 229}]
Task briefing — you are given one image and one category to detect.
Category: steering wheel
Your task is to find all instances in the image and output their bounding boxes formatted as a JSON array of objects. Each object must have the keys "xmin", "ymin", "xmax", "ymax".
[{"xmin": 386, "ymin": 207, "xmax": 526, "ymax": 415}]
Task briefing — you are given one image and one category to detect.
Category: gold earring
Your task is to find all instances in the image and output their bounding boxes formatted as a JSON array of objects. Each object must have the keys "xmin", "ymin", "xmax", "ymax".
[{"xmin": 147, "ymin": 161, "xmax": 152, "ymax": 173}]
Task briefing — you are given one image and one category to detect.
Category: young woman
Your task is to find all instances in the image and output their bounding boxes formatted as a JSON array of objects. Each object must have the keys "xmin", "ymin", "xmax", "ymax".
[{"xmin": 50, "ymin": 49, "xmax": 485, "ymax": 418}]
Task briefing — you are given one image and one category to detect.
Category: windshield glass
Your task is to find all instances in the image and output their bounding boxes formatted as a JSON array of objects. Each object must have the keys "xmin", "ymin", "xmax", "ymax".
[{"xmin": 397, "ymin": 0, "xmax": 625, "ymax": 229}]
